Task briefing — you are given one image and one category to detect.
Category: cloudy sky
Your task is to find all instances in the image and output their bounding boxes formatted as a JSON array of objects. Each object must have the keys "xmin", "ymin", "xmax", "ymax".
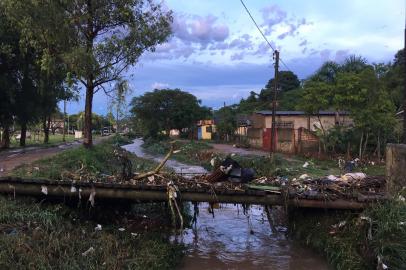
[{"xmin": 67, "ymin": 0, "xmax": 405, "ymax": 115}]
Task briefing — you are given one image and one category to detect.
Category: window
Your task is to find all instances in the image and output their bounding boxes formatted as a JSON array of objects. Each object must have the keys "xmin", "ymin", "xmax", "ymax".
[{"xmin": 206, "ymin": 126, "xmax": 212, "ymax": 133}]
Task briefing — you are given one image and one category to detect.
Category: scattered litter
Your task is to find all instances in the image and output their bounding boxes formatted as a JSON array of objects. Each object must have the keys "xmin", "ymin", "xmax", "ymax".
[
  {"xmin": 33, "ymin": 166, "xmax": 40, "ymax": 171},
  {"xmin": 70, "ymin": 186, "xmax": 77, "ymax": 193},
  {"xmin": 173, "ymin": 150, "xmax": 181, "ymax": 154},
  {"xmin": 302, "ymin": 162, "xmax": 309, "ymax": 168},
  {"xmin": 118, "ymin": 228, "xmax": 125, "ymax": 232},
  {"xmin": 143, "ymin": 215, "xmax": 147, "ymax": 218},
  {"xmin": 78, "ymin": 188, "xmax": 82, "ymax": 199},
  {"xmin": 95, "ymin": 224, "xmax": 102, "ymax": 231},
  {"xmin": 299, "ymin": 174, "xmax": 309, "ymax": 180},
  {"xmin": 0, "ymin": 168, "xmax": 4, "ymax": 172},
  {"xmin": 398, "ymin": 195, "xmax": 405, "ymax": 202},
  {"xmin": 88, "ymin": 189, "xmax": 96, "ymax": 207},
  {"xmin": 327, "ymin": 175, "xmax": 338, "ymax": 181},
  {"xmin": 399, "ymin": 222, "xmax": 405, "ymax": 226},
  {"xmin": 41, "ymin": 185, "xmax": 48, "ymax": 195},
  {"xmin": 377, "ymin": 255, "xmax": 388, "ymax": 270},
  {"xmin": 82, "ymin": 247, "xmax": 95, "ymax": 256},
  {"xmin": 131, "ymin": 233, "xmax": 138, "ymax": 237},
  {"xmin": 147, "ymin": 175, "xmax": 155, "ymax": 182},
  {"xmin": 342, "ymin": 172, "xmax": 366, "ymax": 181}
]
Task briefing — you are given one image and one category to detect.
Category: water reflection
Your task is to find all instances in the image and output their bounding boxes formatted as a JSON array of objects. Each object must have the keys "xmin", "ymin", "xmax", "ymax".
[{"xmin": 123, "ymin": 139, "xmax": 330, "ymax": 270}]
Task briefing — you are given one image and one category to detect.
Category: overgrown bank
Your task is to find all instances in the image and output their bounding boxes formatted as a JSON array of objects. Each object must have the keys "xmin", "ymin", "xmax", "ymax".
[
  {"xmin": 142, "ymin": 139, "xmax": 402, "ymax": 270},
  {"xmin": 289, "ymin": 199, "xmax": 406, "ymax": 269},
  {"xmin": 1, "ymin": 136, "xmax": 184, "ymax": 269}
]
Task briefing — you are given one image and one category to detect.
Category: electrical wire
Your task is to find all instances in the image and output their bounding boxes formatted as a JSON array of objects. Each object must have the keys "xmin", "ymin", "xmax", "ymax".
[{"xmin": 239, "ymin": 0, "xmax": 292, "ymax": 72}]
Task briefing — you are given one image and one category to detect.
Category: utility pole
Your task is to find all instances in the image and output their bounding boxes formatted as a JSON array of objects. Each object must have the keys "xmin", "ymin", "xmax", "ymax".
[
  {"xmin": 403, "ymin": 17, "xmax": 406, "ymax": 143},
  {"xmin": 62, "ymin": 99, "xmax": 66, "ymax": 142},
  {"xmin": 270, "ymin": 50, "xmax": 279, "ymax": 159}
]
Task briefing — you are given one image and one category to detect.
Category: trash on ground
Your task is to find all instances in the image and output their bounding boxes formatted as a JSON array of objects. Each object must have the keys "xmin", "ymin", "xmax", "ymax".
[
  {"xmin": 95, "ymin": 224, "xmax": 102, "ymax": 231},
  {"xmin": 82, "ymin": 247, "xmax": 95, "ymax": 256}
]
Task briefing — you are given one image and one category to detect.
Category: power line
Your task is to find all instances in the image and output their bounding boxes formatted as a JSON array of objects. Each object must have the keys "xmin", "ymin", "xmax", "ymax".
[
  {"xmin": 239, "ymin": 0, "xmax": 275, "ymax": 52},
  {"xmin": 239, "ymin": 0, "xmax": 292, "ymax": 72}
]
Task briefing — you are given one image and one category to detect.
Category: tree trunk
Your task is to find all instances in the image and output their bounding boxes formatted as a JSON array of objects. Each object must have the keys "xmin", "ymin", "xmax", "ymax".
[
  {"xmin": 362, "ymin": 132, "xmax": 369, "ymax": 159},
  {"xmin": 359, "ymin": 132, "xmax": 363, "ymax": 160},
  {"xmin": 346, "ymin": 141, "xmax": 351, "ymax": 160},
  {"xmin": 1, "ymin": 125, "xmax": 10, "ymax": 149},
  {"xmin": 377, "ymin": 132, "xmax": 381, "ymax": 161},
  {"xmin": 20, "ymin": 122, "xmax": 27, "ymax": 147},
  {"xmin": 83, "ymin": 84, "xmax": 94, "ymax": 147},
  {"xmin": 43, "ymin": 117, "xmax": 50, "ymax": 144}
]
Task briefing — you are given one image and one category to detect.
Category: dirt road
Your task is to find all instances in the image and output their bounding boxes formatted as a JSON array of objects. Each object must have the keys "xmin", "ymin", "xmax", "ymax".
[
  {"xmin": 0, "ymin": 136, "xmax": 109, "ymax": 177},
  {"xmin": 209, "ymin": 143, "xmax": 269, "ymax": 157}
]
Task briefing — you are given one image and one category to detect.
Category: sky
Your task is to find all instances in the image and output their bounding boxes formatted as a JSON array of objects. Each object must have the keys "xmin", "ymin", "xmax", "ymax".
[{"xmin": 66, "ymin": 0, "xmax": 405, "ymax": 115}]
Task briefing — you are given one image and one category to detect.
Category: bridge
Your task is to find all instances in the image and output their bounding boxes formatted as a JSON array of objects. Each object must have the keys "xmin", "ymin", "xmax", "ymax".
[{"xmin": 0, "ymin": 176, "xmax": 386, "ymax": 210}]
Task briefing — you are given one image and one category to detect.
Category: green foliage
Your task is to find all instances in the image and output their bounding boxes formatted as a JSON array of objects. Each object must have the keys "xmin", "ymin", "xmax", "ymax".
[
  {"xmin": 143, "ymin": 139, "xmax": 212, "ymax": 167},
  {"xmin": 215, "ymin": 106, "xmax": 238, "ymax": 141},
  {"xmin": 290, "ymin": 200, "xmax": 406, "ymax": 270},
  {"xmin": 11, "ymin": 137, "xmax": 157, "ymax": 179},
  {"xmin": 130, "ymin": 89, "xmax": 211, "ymax": 138},
  {"xmin": 0, "ymin": 196, "xmax": 184, "ymax": 270},
  {"xmin": 266, "ymin": 70, "xmax": 300, "ymax": 92}
]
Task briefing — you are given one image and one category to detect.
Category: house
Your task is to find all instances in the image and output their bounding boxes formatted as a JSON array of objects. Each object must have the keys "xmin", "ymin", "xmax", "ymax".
[
  {"xmin": 197, "ymin": 119, "xmax": 216, "ymax": 140},
  {"xmin": 243, "ymin": 110, "xmax": 351, "ymax": 154}
]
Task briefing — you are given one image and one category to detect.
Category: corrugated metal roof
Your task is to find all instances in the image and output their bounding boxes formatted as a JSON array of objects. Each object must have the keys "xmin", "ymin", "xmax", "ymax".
[{"xmin": 255, "ymin": 110, "xmax": 349, "ymax": 116}]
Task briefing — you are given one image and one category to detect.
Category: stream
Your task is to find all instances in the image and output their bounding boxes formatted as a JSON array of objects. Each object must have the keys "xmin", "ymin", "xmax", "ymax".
[{"xmin": 122, "ymin": 139, "xmax": 330, "ymax": 270}]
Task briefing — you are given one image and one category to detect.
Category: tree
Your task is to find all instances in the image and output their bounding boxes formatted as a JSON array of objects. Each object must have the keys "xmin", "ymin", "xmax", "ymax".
[
  {"xmin": 4, "ymin": 0, "xmax": 173, "ymax": 147},
  {"xmin": 109, "ymin": 78, "xmax": 131, "ymax": 134},
  {"xmin": 215, "ymin": 106, "xmax": 237, "ymax": 141},
  {"xmin": 130, "ymin": 89, "xmax": 210, "ymax": 138},
  {"xmin": 0, "ymin": 9, "xmax": 19, "ymax": 148},
  {"xmin": 266, "ymin": 71, "xmax": 300, "ymax": 92}
]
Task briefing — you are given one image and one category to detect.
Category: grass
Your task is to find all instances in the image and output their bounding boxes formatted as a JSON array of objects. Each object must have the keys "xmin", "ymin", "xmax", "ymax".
[
  {"xmin": 11, "ymin": 136, "xmax": 157, "ymax": 180},
  {"xmin": 142, "ymin": 139, "xmax": 385, "ymax": 178},
  {"xmin": 1, "ymin": 135, "xmax": 185, "ymax": 269},
  {"xmin": 0, "ymin": 196, "xmax": 183, "ymax": 270},
  {"xmin": 9, "ymin": 133, "xmax": 77, "ymax": 148},
  {"xmin": 142, "ymin": 139, "xmax": 213, "ymax": 168},
  {"xmin": 289, "ymin": 199, "xmax": 406, "ymax": 270}
]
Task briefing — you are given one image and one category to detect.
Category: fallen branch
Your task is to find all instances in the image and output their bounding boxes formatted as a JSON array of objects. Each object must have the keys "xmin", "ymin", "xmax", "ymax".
[{"xmin": 133, "ymin": 143, "xmax": 174, "ymax": 180}]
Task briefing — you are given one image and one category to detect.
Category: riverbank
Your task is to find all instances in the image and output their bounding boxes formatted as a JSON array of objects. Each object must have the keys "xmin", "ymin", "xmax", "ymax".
[
  {"xmin": 1, "ymin": 136, "xmax": 184, "ymax": 269},
  {"xmin": 142, "ymin": 139, "xmax": 404, "ymax": 269}
]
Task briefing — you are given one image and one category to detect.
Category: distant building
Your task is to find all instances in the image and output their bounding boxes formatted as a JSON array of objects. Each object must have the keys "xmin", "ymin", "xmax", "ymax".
[
  {"xmin": 197, "ymin": 119, "xmax": 216, "ymax": 140},
  {"xmin": 242, "ymin": 111, "xmax": 351, "ymax": 154}
]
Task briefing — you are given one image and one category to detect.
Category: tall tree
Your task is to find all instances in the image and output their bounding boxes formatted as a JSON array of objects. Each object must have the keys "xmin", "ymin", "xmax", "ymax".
[
  {"xmin": 109, "ymin": 78, "xmax": 131, "ymax": 133},
  {"xmin": 130, "ymin": 89, "xmax": 210, "ymax": 138},
  {"xmin": 4, "ymin": 0, "xmax": 172, "ymax": 147},
  {"xmin": 62, "ymin": 0, "xmax": 172, "ymax": 147},
  {"xmin": 265, "ymin": 71, "xmax": 300, "ymax": 92}
]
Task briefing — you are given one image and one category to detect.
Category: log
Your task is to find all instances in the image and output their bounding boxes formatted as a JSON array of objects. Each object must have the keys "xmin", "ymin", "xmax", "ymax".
[{"xmin": 0, "ymin": 177, "xmax": 379, "ymax": 209}]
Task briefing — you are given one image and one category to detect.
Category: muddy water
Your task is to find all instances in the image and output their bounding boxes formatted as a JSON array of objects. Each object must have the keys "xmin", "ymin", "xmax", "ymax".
[{"xmin": 123, "ymin": 139, "xmax": 330, "ymax": 270}]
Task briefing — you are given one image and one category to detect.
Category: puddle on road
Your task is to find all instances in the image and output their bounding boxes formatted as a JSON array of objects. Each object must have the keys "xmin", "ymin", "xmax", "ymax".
[{"xmin": 123, "ymin": 139, "xmax": 331, "ymax": 270}]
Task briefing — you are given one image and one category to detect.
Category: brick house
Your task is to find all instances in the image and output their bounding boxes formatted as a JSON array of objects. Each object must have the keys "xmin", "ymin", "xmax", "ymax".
[{"xmin": 243, "ymin": 111, "xmax": 351, "ymax": 154}]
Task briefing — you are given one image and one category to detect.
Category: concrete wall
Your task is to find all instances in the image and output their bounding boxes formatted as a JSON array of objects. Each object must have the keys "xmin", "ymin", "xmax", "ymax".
[{"xmin": 386, "ymin": 144, "xmax": 406, "ymax": 196}]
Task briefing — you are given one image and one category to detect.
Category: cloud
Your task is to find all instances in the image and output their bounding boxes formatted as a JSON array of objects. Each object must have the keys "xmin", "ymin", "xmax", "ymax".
[
  {"xmin": 334, "ymin": 49, "xmax": 350, "ymax": 63},
  {"xmin": 172, "ymin": 14, "xmax": 229, "ymax": 47},
  {"xmin": 260, "ymin": 5, "xmax": 287, "ymax": 34},
  {"xmin": 299, "ymin": 39, "xmax": 308, "ymax": 47},
  {"xmin": 260, "ymin": 5, "xmax": 311, "ymax": 40},
  {"xmin": 151, "ymin": 82, "xmax": 170, "ymax": 90},
  {"xmin": 230, "ymin": 52, "xmax": 245, "ymax": 61}
]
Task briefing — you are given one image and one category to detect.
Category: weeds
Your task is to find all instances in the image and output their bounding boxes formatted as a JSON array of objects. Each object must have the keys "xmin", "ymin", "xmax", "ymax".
[{"xmin": 289, "ymin": 199, "xmax": 406, "ymax": 270}]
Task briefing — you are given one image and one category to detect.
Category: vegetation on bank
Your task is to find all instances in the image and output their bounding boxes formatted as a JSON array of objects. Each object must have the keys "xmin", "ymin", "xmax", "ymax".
[
  {"xmin": 2, "ymin": 136, "xmax": 184, "ymax": 269},
  {"xmin": 142, "ymin": 139, "xmax": 385, "ymax": 177},
  {"xmin": 142, "ymin": 139, "xmax": 213, "ymax": 168},
  {"xmin": 11, "ymin": 136, "xmax": 156, "ymax": 180},
  {"xmin": 0, "ymin": 197, "xmax": 183, "ymax": 270},
  {"xmin": 289, "ymin": 199, "xmax": 406, "ymax": 270}
]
